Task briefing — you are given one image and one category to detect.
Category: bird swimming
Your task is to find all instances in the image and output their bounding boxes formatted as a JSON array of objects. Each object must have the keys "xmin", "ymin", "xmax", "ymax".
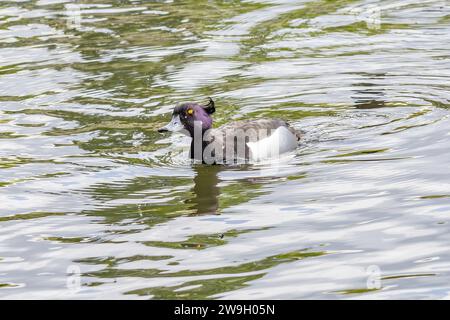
[{"xmin": 157, "ymin": 98, "xmax": 301, "ymax": 164}]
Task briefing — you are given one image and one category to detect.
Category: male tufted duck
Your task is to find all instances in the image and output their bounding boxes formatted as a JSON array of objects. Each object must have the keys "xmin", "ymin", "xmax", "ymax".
[{"xmin": 158, "ymin": 98, "xmax": 301, "ymax": 164}]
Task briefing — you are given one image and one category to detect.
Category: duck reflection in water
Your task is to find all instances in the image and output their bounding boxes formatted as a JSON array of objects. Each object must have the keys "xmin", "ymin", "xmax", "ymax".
[{"xmin": 186, "ymin": 165, "xmax": 221, "ymax": 215}]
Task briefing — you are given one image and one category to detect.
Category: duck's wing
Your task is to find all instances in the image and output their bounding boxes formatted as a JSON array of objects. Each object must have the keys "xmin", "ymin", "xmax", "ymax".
[
  {"xmin": 210, "ymin": 119, "xmax": 300, "ymax": 162},
  {"xmin": 219, "ymin": 119, "xmax": 301, "ymax": 141}
]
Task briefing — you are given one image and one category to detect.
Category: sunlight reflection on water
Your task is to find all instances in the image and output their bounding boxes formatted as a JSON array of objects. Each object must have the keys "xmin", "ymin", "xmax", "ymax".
[{"xmin": 1, "ymin": 0, "xmax": 450, "ymax": 299}]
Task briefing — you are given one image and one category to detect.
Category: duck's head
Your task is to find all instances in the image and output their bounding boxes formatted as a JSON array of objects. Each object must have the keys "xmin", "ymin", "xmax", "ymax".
[{"xmin": 158, "ymin": 98, "xmax": 215, "ymax": 135}]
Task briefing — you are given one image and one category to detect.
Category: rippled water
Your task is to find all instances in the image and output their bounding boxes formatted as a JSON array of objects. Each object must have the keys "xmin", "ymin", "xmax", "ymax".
[{"xmin": 1, "ymin": 0, "xmax": 450, "ymax": 299}]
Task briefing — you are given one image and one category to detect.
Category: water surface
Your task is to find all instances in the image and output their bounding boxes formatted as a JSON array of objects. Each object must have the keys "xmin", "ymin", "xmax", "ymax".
[{"xmin": 1, "ymin": 0, "xmax": 450, "ymax": 299}]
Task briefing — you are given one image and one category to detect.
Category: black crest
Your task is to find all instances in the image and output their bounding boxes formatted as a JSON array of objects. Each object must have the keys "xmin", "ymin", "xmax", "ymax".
[{"xmin": 203, "ymin": 97, "xmax": 215, "ymax": 114}]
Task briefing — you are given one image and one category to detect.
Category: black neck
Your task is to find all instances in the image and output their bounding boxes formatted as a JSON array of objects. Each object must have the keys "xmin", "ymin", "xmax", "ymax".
[
  {"xmin": 190, "ymin": 130, "xmax": 215, "ymax": 164},
  {"xmin": 190, "ymin": 138, "xmax": 207, "ymax": 163}
]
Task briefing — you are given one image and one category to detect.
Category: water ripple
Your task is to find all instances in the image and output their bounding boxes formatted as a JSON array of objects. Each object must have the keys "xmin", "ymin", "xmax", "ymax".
[{"xmin": 1, "ymin": 0, "xmax": 450, "ymax": 299}]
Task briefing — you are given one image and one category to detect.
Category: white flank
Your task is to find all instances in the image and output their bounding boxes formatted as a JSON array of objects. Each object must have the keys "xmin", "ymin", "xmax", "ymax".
[{"xmin": 247, "ymin": 126, "xmax": 298, "ymax": 161}]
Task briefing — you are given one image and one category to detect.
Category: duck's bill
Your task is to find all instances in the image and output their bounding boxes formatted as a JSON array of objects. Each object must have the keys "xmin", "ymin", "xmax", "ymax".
[{"xmin": 158, "ymin": 115, "xmax": 184, "ymax": 133}]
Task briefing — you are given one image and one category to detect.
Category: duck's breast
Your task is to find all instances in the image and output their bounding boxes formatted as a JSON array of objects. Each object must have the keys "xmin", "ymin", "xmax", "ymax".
[{"xmin": 247, "ymin": 125, "xmax": 298, "ymax": 161}]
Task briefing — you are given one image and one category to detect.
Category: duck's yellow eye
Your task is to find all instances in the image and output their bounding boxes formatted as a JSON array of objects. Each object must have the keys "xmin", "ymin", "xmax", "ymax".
[{"xmin": 187, "ymin": 109, "xmax": 194, "ymax": 115}]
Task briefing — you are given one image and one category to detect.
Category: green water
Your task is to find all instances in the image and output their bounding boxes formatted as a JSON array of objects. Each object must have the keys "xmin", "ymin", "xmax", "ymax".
[{"xmin": 1, "ymin": 0, "xmax": 450, "ymax": 299}]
